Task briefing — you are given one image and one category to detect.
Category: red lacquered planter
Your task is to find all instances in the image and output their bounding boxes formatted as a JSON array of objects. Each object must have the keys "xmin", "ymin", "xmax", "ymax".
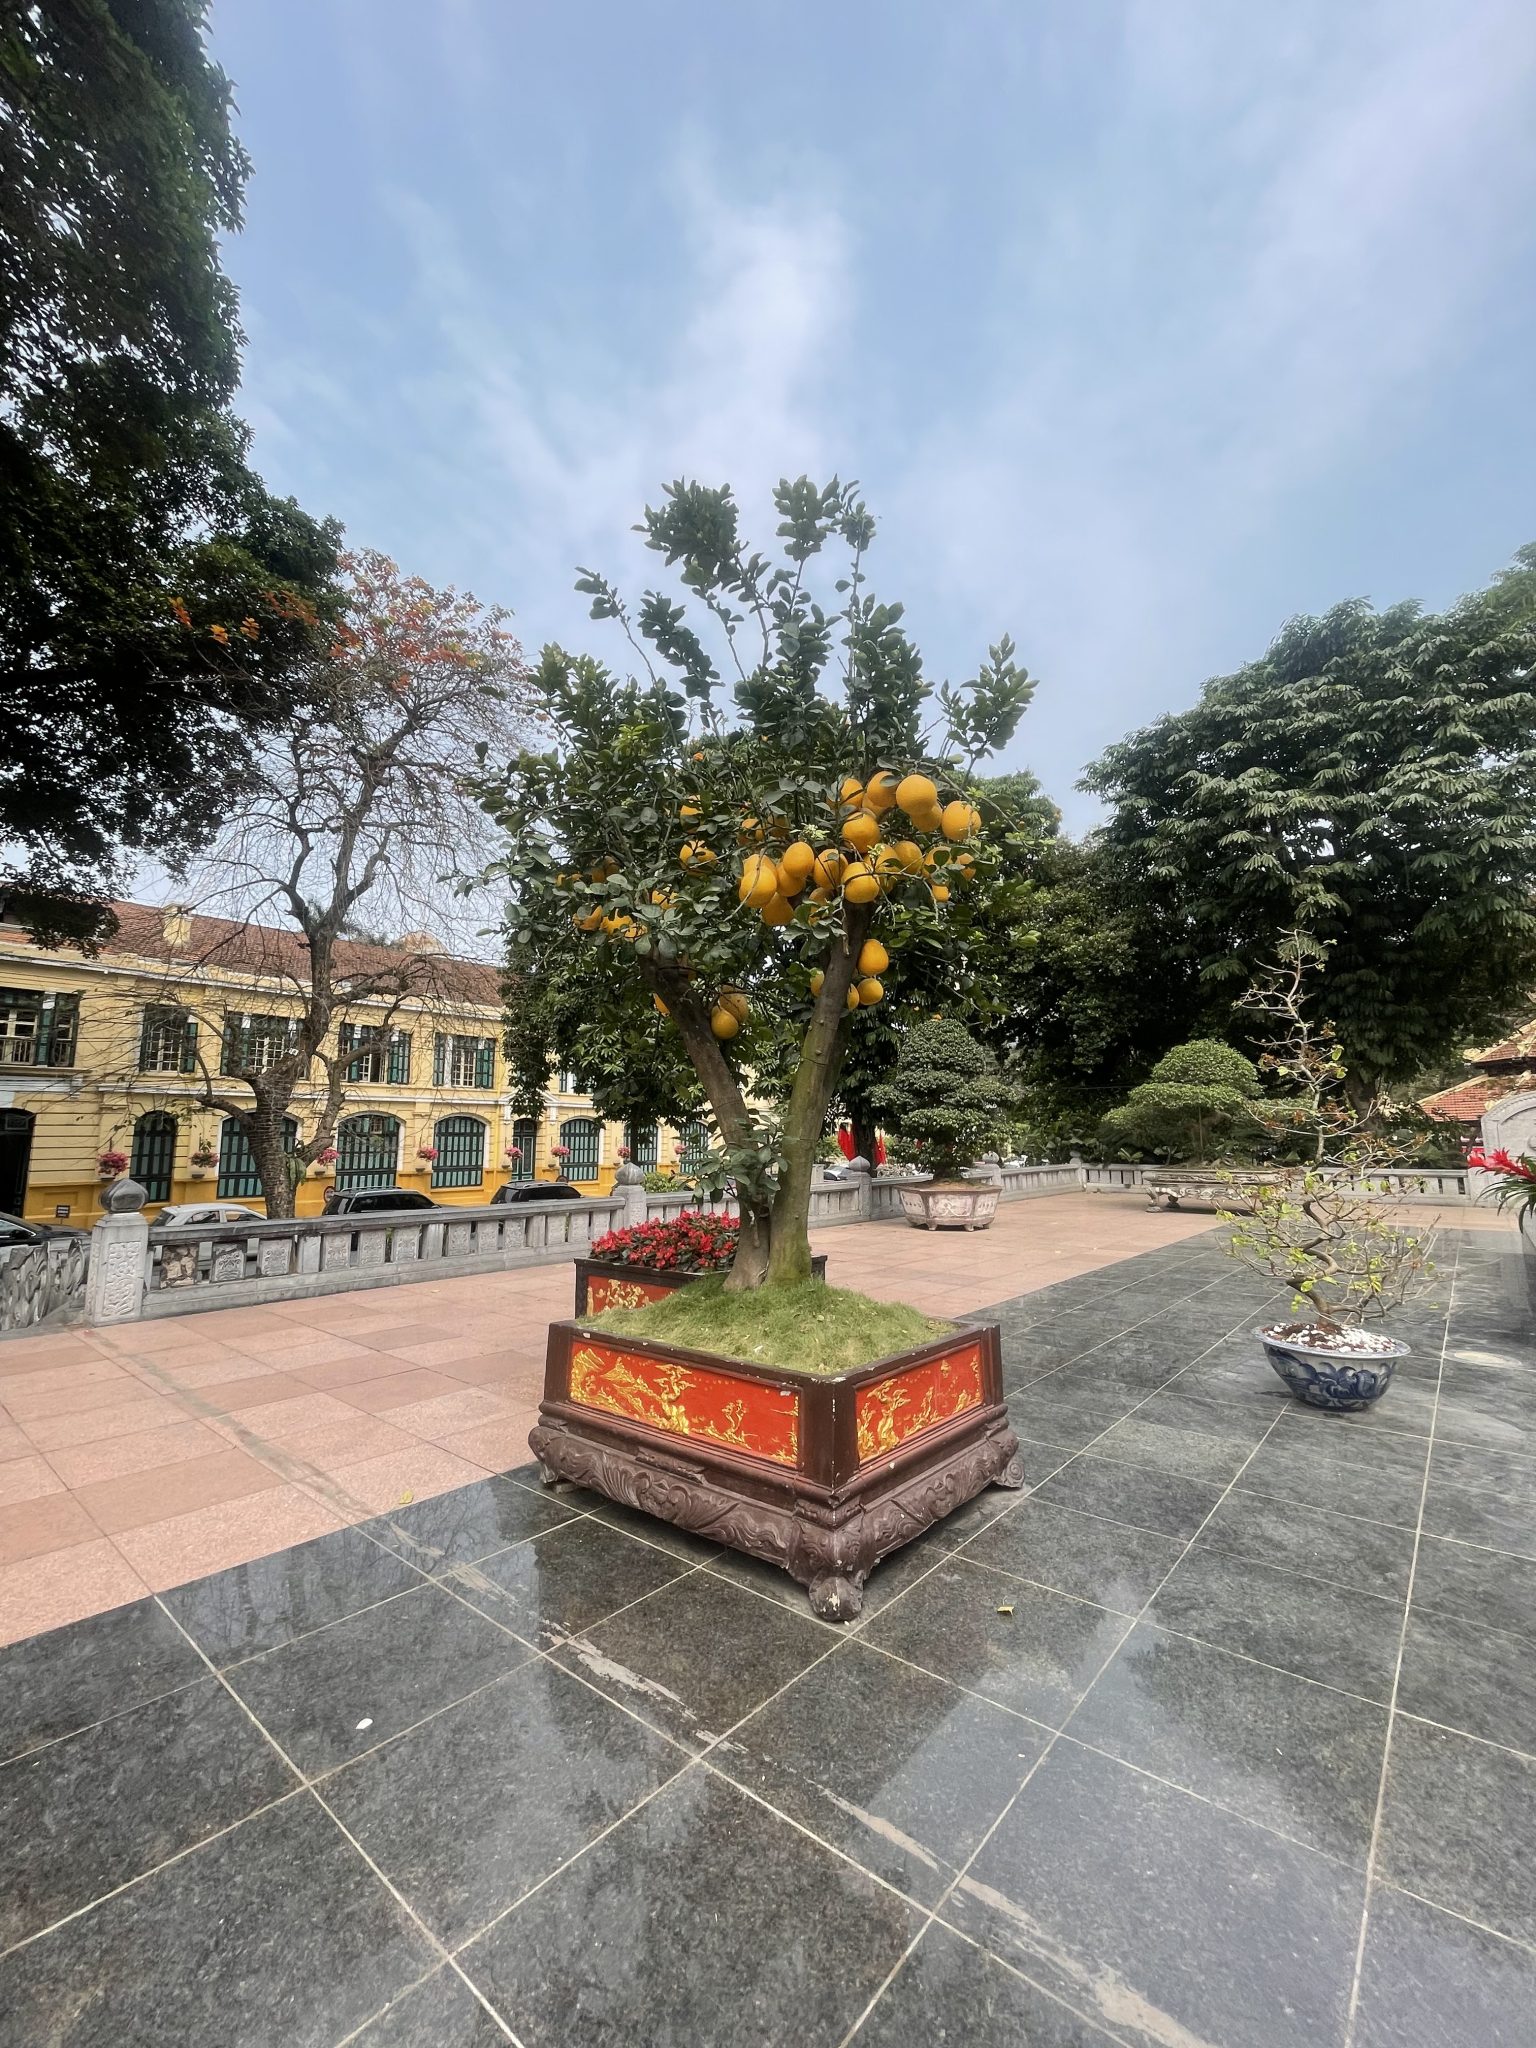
[{"xmin": 530, "ymin": 1312, "xmax": 1021, "ymax": 1620}]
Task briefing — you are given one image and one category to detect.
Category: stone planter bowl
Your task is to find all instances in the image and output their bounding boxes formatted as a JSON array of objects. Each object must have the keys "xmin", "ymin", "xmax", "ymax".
[
  {"xmin": 897, "ymin": 1183, "xmax": 1000, "ymax": 1232},
  {"xmin": 1257, "ymin": 1326, "xmax": 1409, "ymax": 1411}
]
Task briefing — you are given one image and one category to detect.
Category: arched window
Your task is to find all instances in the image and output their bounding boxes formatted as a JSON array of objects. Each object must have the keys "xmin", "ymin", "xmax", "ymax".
[
  {"xmin": 130, "ymin": 1111, "xmax": 178, "ymax": 1204},
  {"xmin": 217, "ymin": 1118, "xmax": 298, "ymax": 1200},
  {"xmin": 508, "ymin": 1117, "xmax": 537, "ymax": 1181},
  {"xmin": 433, "ymin": 1114, "xmax": 487, "ymax": 1189},
  {"xmin": 558, "ymin": 1116, "xmax": 601, "ymax": 1182},
  {"xmin": 335, "ymin": 1113, "xmax": 401, "ymax": 1191},
  {"xmin": 625, "ymin": 1122, "xmax": 658, "ymax": 1171}
]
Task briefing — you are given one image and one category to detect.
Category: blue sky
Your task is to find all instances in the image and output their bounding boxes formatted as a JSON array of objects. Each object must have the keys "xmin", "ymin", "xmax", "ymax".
[{"xmin": 209, "ymin": 0, "xmax": 1536, "ymax": 828}]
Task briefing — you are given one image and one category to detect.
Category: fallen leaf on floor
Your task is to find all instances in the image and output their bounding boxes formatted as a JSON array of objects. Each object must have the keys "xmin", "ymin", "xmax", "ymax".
[
  {"xmin": 398, "ymin": 1490, "xmax": 414, "ymax": 1504},
  {"xmin": 996, "ymin": 1605, "xmax": 1014, "ymax": 1617}
]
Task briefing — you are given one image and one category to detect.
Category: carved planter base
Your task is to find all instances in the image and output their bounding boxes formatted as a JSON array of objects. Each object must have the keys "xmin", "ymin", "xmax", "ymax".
[
  {"xmin": 574, "ymin": 1253, "xmax": 827, "ymax": 1317},
  {"xmin": 896, "ymin": 1183, "xmax": 1000, "ymax": 1232},
  {"xmin": 531, "ymin": 1315, "xmax": 1020, "ymax": 1620}
]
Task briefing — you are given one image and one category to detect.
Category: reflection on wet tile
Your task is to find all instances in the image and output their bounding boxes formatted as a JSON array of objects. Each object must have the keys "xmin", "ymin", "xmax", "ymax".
[
  {"xmin": 1410, "ymin": 1534, "xmax": 1536, "ymax": 1643},
  {"xmin": 226, "ymin": 1582, "xmax": 531, "ymax": 1775},
  {"xmin": 1029, "ymin": 1455, "xmax": 1225, "ymax": 1541},
  {"xmin": 322, "ymin": 1658, "xmax": 687, "ymax": 1944},
  {"xmin": 861, "ymin": 1559, "xmax": 1129, "ymax": 1725},
  {"xmin": 0, "ymin": 1680, "xmax": 294, "ymax": 1948},
  {"xmin": 450, "ymin": 1518, "xmax": 689, "ymax": 1643},
  {"xmin": 857, "ymin": 1922, "xmax": 1106, "ymax": 2047},
  {"xmin": 464, "ymin": 1767, "xmax": 923, "ymax": 2048},
  {"xmin": 0, "ymin": 1596, "xmax": 206, "ymax": 1764},
  {"xmin": 717, "ymin": 1640, "xmax": 1045, "ymax": 1902},
  {"xmin": 360, "ymin": 1474, "xmax": 580, "ymax": 1570},
  {"xmin": 1353, "ymin": 1883, "xmax": 1536, "ymax": 2048},
  {"xmin": 1194, "ymin": 1489, "xmax": 1418, "ymax": 1595},
  {"xmin": 1378, "ymin": 1718, "xmax": 1536, "ymax": 1945},
  {"xmin": 1071, "ymin": 1622, "xmax": 1389, "ymax": 1861},
  {"xmin": 1398, "ymin": 1609, "xmax": 1536, "ymax": 1755},
  {"xmin": 961, "ymin": 1496, "xmax": 1184, "ymax": 1613},
  {"xmin": 0, "ymin": 1795, "xmax": 436, "ymax": 2048},
  {"xmin": 159, "ymin": 1524, "xmax": 426, "ymax": 1666},
  {"xmin": 1151, "ymin": 1548, "xmax": 1405, "ymax": 1699},
  {"xmin": 550, "ymin": 1570, "xmax": 828, "ymax": 1750},
  {"xmin": 949, "ymin": 1741, "xmax": 1364, "ymax": 2048}
]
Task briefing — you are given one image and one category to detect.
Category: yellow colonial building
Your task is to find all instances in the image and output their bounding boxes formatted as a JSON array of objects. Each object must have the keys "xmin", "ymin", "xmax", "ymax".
[{"xmin": 0, "ymin": 902, "xmax": 706, "ymax": 1223}]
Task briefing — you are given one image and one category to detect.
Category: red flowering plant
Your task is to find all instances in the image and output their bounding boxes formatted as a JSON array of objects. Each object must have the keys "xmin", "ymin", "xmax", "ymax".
[
  {"xmin": 1468, "ymin": 1147, "xmax": 1536, "ymax": 1216},
  {"xmin": 590, "ymin": 1211, "xmax": 741, "ymax": 1274}
]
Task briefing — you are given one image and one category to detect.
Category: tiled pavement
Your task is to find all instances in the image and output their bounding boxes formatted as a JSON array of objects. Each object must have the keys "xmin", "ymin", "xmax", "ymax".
[
  {"xmin": 0, "ymin": 1194, "xmax": 1223, "ymax": 1645},
  {"xmin": 1, "ymin": 1224, "xmax": 1533, "ymax": 2044}
]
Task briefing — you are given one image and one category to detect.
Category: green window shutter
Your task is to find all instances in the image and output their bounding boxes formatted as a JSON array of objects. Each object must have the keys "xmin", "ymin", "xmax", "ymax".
[
  {"xmin": 474, "ymin": 1038, "xmax": 494, "ymax": 1089},
  {"xmin": 433, "ymin": 1034, "xmax": 446, "ymax": 1087},
  {"xmin": 388, "ymin": 1031, "xmax": 411, "ymax": 1085},
  {"xmin": 180, "ymin": 1015, "xmax": 199, "ymax": 1074}
]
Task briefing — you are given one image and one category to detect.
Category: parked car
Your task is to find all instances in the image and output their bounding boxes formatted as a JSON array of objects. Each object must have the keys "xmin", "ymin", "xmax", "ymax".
[
  {"xmin": 321, "ymin": 1187, "xmax": 440, "ymax": 1217},
  {"xmin": 0, "ymin": 1211, "xmax": 86, "ymax": 1251},
  {"xmin": 490, "ymin": 1180, "xmax": 584, "ymax": 1205},
  {"xmin": 151, "ymin": 1203, "xmax": 265, "ymax": 1233}
]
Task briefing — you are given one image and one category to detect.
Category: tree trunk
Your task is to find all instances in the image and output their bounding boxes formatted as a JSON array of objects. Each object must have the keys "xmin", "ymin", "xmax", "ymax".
[
  {"xmin": 247, "ymin": 1094, "xmax": 298, "ymax": 1220},
  {"xmin": 848, "ymin": 1099, "xmax": 879, "ymax": 1170}
]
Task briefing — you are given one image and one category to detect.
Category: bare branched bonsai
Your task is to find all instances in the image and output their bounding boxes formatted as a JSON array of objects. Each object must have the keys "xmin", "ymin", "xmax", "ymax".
[{"xmin": 1221, "ymin": 933, "xmax": 1433, "ymax": 1331}]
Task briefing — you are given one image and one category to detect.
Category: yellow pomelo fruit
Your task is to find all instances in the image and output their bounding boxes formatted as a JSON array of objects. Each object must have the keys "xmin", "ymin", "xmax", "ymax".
[
  {"xmin": 653, "ymin": 994, "xmax": 669, "ymax": 1015},
  {"xmin": 679, "ymin": 803, "xmax": 701, "ymax": 820},
  {"xmin": 839, "ymin": 775, "xmax": 864, "ymax": 804},
  {"xmin": 774, "ymin": 858, "xmax": 807, "ymax": 897},
  {"xmin": 857, "ymin": 976, "xmax": 885, "ymax": 1005},
  {"xmin": 846, "ymin": 985, "xmax": 861, "ymax": 1009},
  {"xmin": 896, "ymin": 774, "xmax": 938, "ymax": 817},
  {"xmin": 932, "ymin": 882, "xmax": 951, "ymax": 903},
  {"xmin": 779, "ymin": 840, "xmax": 816, "ymax": 884},
  {"xmin": 890, "ymin": 838, "xmax": 925, "ymax": 873},
  {"xmin": 844, "ymin": 871, "xmax": 881, "ymax": 904},
  {"xmin": 738, "ymin": 816, "xmax": 765, "ymax": 844},
  {"xmin": 864, "ymin": 770, "xmax": 900, "ymax": 811},
  {"xmin": 600, "ymin": 912, "xmax": 627, "ymax": 933},
  {"xmin": 680, "ymin": 840, "xmax": 715, "ymax": 868},
  {"xmin": 812, "ymin": 849, "xmax": 845, "ymax": 888},
  {"xmin": 761, "ymin": 894, "xmax": 795, "ymax": 926},
  {"xmin": 573, "ymin": 907, "xmax": 603, "ymax": 933},
  {"xmin": 719, "ymin": 989, "xmax": 750, "ymax": 1022},
  {"xmin": 809, "ymin": 968, "xmax": 825, "ymax": 995},
  {"xmin": 738, "ymin": 854, "xmax": 777, "ymax": 906},
  {"xmin": 858, "ymin": 939, "xmax": 890, "ymax": 975},
  {"xmin": 941, "ymin": 799, "xmax": 975, "ymax": 841},
  {"xmin": 710, "ymin": 1007, "xmax": 740, "ymax": 1039},
  {"xmin": 841, "ymin": 810, "xmax": 880, "ymax": 853}
]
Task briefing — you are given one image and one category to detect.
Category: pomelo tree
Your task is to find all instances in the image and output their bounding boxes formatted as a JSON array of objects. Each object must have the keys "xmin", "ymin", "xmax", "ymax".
[{"xmin": 482, "ymin": 478, "xmax": 1034, "ymax": 1290}]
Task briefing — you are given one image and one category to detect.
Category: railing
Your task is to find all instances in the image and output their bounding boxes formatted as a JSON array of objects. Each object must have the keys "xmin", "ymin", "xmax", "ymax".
[
  {"xmin": 0, "ymin": 1239, "xmax": 89, "ymax": 1335},
  {"xmin": 642, "ymin": 1189, "xmax": 737, "ymax": 1222},
  {"xmin": 1082, "ymin": 1162, "xmax": 1471, "ymax": 1203},
  {"xmin": 139, "ymin": 1196, "xmax": 625, "ymax": 1319}
]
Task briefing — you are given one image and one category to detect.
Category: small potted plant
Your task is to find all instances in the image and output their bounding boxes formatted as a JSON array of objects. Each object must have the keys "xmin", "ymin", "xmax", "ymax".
[
  {"xmin": 1221, "ymin": 936, "xmax": 1432, "ymax": 1411},
  {"xmin": 1468, "ymin": 1145, "xmax": 1536, "ymax": 1252},
  {"xmin": 309, "ymin": 1145, "xmax": 338, "ymax": 1177},
  {"xmin": 189, "ymin": 1140, "xmax": 219, "ymax": 1179},
  {"xmin": 416, "ymin": 1144, "xmax": 439, "ymax": 1166},
  {"xmin": 551, "ymin": 1142, "xmax": 572, "ymax": 1181},
  {"xmin": 97, "ymin": 1147, "xmax": 128, "ymax": 1182},
  {"xmin": 874, "ymin": 1019, "xmax": 1012, "ymax": 1230}
]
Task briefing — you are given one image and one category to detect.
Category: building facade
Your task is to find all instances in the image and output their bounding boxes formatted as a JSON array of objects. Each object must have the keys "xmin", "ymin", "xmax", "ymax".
[{"xmin": 0, "ymin": 903, "xmax": 706, "ymax": 1222}]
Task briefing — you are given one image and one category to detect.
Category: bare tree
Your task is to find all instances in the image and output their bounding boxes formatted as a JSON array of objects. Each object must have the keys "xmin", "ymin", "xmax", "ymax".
[{"xmin": 144, "ymin": 551, "xmax": 530, "ymax": 1214}]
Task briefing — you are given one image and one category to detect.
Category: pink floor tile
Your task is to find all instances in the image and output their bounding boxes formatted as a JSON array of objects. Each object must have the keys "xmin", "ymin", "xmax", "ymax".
[
  {"xmin": 230, "ymin": 1333, "xmax": 382, "ymax": 1370},
  {"xmin": 284, "ymin": 1354, "xmax": 414, "ymax": 1391},
  {"xmin": 110, "ymin": 1485, "xmax": 346, "ymax": 1591},
  {"xmin": 374, "ymin": 1334, "xmax": 525, "ymax": 1369},
  {"xmin": 74, "ymin": 1447, "xmax": 287, "ymax": 1535},
  {"xmin": 0, "ymin": 1490, "xmax": 101, "ymax": 1565},
  {"xmin": 177, "ymin": 1370, "xmax": 311, "ymax": 1412},
  {"xmin": 45, "ymin": 1420, "xmax": 232, "ymax": 1488},
  {"xmin": 0, "ymin": 1539, "xmax": 151, "ymax": 1648},
  {"xmin": 0, "ymin": 1453, "xmax": 65, "ymax": 1509},
  {"xmin": 255, "ymin": 1412, "xmax": 422, "ymax": 1475},
  {"xmin": 209, "ymin": 1391, "xmax": 367, "ymax": 1444},
  {"xmin": 0, "ymin": 1335, "xmax": 108, "ymax": 1375},
  {"xmin": 338, "ymin": 1368, "xmax": 468, "ymax": 1413},
  {"xmin": 379, "ymin": 1389, "xmax": 521, "ymax": 1443},
  {"xmin": 323, "ymin": 1444, "xmax": 489, "ymax": 1515},
  {"xmin": 436, "ymin": 1411, "xmax": 540, "ymax": 1473},
  {"xmin": 3, "ymin": 1370, "xmax": 162, "ymax": 1422},
  {"xmin": 22, "ymin": 1395, "xmax": 186, "ymax": 1453},
  {"xmin": 0, "ymin": 1423, "xmax": 34, "ymax": 1463}
]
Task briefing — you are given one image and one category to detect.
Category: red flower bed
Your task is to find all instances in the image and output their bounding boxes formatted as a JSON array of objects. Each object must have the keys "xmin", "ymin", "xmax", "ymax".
[{"xmin": 591, "ymin": 1211, "xmax": 739, "ymax": 1274}]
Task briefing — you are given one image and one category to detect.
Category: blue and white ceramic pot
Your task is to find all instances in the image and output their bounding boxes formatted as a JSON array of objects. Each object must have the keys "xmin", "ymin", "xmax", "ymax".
[{"xmin": 1257, "ymin": 1326, "xmax": 1409, "ymax": 1411}]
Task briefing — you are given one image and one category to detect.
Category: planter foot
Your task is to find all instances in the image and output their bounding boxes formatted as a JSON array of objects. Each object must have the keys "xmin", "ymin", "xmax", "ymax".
[
  {"xmin": 995, "ymin": 1452, "xmax": 1028, "ymax": 1490},
  {"xmin": 809, "ymin": 1573, "xmax": 864, "ymax": 1622},
  {"xmin": 536, "ymin": 1461, "xmax": 562, "ymax": 1487}
]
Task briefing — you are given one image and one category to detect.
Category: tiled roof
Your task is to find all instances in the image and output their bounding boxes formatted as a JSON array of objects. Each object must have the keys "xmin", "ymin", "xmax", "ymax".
[
  {"xmin": 4, "ymin": 900, "xmax": 504, "ymax": 1009},
  {"xmin": 1419, "ymin": 1073, "xmax": 1536, "ymax": 1121},
  {"xmin": 1465, "ymin": 1018, "xmax": 1536, "ymax": 1066}
]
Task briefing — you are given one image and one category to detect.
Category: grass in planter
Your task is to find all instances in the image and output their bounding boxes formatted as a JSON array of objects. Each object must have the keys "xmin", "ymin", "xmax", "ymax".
[{"xmin": 583, "ymin": 1277, "xmax": 949, "ymax": 1375}]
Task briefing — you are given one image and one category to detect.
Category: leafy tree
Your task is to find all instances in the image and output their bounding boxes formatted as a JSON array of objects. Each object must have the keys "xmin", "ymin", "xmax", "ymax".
[
  {"xmin": 873, "ymin": 1019, "xmax": 1015, "ymax": 1182},
  {"xmin": 502, "ymin": 946, "xmax": 706, "ymax": 1135},
  {"xmin": 0, "ymin": 0, "xmax": 340, "ymax": 940},
  {"xmin": 483, "ymin": 477, "xmax": 1034, "ymax": 1290},
  {"xmin": 1085, "ymin": 547, "xmax": 1536, "ymax": 1098},
  {"xmin": 1098, "ymin": 1039, "xmax": 1260, "ymax": 1162}
]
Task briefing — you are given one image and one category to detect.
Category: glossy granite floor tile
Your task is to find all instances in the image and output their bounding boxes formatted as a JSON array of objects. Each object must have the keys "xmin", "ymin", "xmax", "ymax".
[
  {"xmin": 1067, "ymin": 1620, "xmax": 1391, "ymax": 1862},
  {"xmin": 1230, "ymin": 1433, "xmax": 1428, "ymax": 1528},
  {"xmin": 224, "ymin": 1580, "xmax": 533, "ymax": 1776},
  {"xmin": 851, "ymin": 1921, "xmax": 1112, "ymax": 2047},
  {"xmin": 1351, "ymin": 1882, "xmax": 1536, "ymax": 2048},
  {"xmin": 1396, "ymin": 1605, "xmax": 1536, "ymax": 1756},
  {"xmin": 158, "ymin": 1521, "xmax": 428, "ymax": 1666},
  {"xmin": 959, "ymin": 1494, "xmax": 1187, "ymax": 1613},
  {"xmin": 549, "ymin": 1567, "xmax": 830, "ymax": 1750},
  {"xmin": 357, "ymin": 1471, "xmax": 580, "ymax": 1570},
  {"xmin": 448, "ymin": 1516, "xmax": 693, "ymax": 1643},
  {"xmin": 946, "ymin": 1739, "xmax": 1366, "ymax": 2048},
  {"xmin": 0, "ymin": 1793, "xmax": 438, "ymax": 2048},
  {"xmin": 1408, "ymin": 1530, "xmax": 1536, "ymax": 1641},
  {"xmin": 321, "ymin": 1658, "xmax": 688, "ymax": 1946},
  {"xmin": 0, "ymin": 1679, "xmax": 295, "ymax": 1949},
  {"xmin": 462, "ymin": 1764, "xmax": 926, "ymax": 2048},
  {"xmin": 715, "ymin": 1637, "xmax": 1047, "ymax": 1904},
  {"xmin": 1189, "ymin": 1488, "xmax": 1420, "ymax": 1595},
  {"xmin": 0, "ymin": 1594, "xmax": 207, "ymax": 1764},
  {"xmin": 1377, "ymin": 1717, "xmax": 1536, "ymax": 1946},
  {"xmin": 859, "ymin": 1557, "xmax": 1132, "ymax": 1724},
  {"xmin": 346, "ymin": 1966, "xmax": 510, "ymax": 2046},
  {"xmin": 1027, "ymin": 1453, "xmax": 1227, "ymax": 1540}
]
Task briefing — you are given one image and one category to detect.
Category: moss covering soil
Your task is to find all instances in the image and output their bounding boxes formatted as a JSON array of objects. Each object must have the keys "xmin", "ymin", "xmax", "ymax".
[{"xmin": 581, "ymin": 1277, "xmax": 950, "ymax": 1376}]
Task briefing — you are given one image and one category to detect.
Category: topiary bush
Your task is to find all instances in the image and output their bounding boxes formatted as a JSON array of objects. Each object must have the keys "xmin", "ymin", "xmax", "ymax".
[
  {"xmin": 873, "ymin": 1019, "xmax": 1013, "ymax": 1182},
  {"xmin": 1097, "ymin": 1038, "xmax": 1261, "ymax": 1162}
]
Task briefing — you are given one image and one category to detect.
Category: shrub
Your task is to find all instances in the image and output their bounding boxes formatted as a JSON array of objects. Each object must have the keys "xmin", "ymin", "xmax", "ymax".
[
  {"xmin": 591, "ymin": 1211, "xmax": 740, "ymax": 1273},
  {"xmin": 873, "ymin": 1019, "xmax": 1013, "ymax": 1182},
  {"xmin": 1098, "ymin": 1039, "xmax": 1260, "ymax": 1162}
]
